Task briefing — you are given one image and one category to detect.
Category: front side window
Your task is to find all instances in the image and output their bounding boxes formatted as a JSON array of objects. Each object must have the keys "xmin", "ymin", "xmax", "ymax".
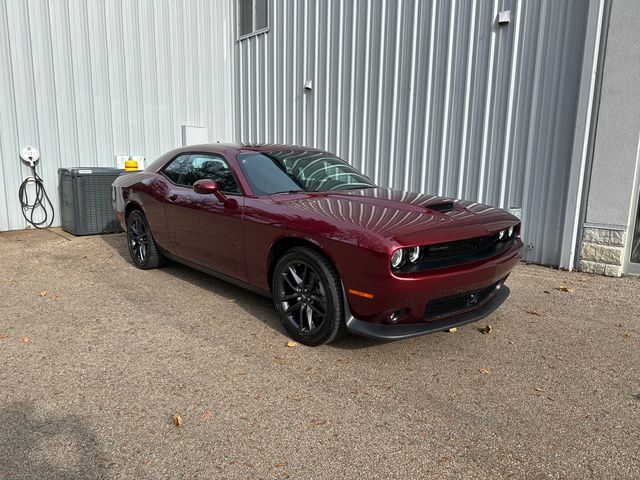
[
  {"xmin": 238, "ymin": 0, "xmax": 268, "ymax": 39},
  {"xmin": 237, "ymin": 150, "xmax": 376, "ymax": 196},
  {"xmin": 162, "ymin": 154, "xmax": 240, "ymax": 194}
]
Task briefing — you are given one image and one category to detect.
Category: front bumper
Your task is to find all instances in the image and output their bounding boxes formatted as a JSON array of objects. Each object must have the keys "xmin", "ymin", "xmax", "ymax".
[
  {"xmin": 345, "ymin": 285, "xmax": 510, "ymax": 340},
  {"xmin": 342, "ymin": 239, "xmax": 522, "ymax": 325}
]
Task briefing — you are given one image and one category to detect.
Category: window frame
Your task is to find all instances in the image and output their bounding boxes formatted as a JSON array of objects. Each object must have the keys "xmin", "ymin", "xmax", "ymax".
[
  {"xmin": 160, "ymin": 152, "xmax": 244, "ymax": 196},
  {"xmin": 236, "ymin": 0, "xmax": 269, "ymax": 41}
]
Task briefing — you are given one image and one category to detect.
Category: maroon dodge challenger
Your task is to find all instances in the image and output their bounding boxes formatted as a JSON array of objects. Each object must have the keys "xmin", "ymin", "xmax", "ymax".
[{"xmin": 113, "ymin": 143, "xmax": 523, "ymax": 346}]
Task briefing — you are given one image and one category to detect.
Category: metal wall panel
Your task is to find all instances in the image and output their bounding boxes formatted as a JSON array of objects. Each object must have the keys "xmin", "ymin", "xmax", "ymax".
[
  {"xmin": 234, "ymin": 0, "xmax": 602, "ymax": 266},
  {"xmin": 0, "ymin": 0, "xmax": 234, "ymax": 232}
]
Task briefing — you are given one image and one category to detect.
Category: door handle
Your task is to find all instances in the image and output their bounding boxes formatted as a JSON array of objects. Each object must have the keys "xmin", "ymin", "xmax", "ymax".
[{"xmin": 169, "ymin": 194, "xmax": 178, "ymax": 202}]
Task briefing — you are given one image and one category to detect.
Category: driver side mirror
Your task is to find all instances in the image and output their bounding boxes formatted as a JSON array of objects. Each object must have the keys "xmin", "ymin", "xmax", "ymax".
[
  {"xmin": 193, "ymin": 179, "xmax": 236, "ymax": 208},
  {"xmin": 193, "ymin": 178, "xmax": 220, "ymax": 195}
]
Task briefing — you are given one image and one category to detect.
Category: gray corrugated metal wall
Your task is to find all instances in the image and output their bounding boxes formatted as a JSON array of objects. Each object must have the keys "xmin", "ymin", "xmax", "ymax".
[
  {"xmin": 235, "ymin": 0, "xmax": 604, "ymax": 266},
  {"xmin": 0, "ymin": 0, "xmax": 605, "ymax": 268},
  {"xmin": 0, "ymin": 0, "xmax": 233, "ymax": 232}
]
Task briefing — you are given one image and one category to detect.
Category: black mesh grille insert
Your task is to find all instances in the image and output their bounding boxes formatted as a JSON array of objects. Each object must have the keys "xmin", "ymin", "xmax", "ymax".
[
  {"xmin": 425, "ymin": 234, "xmax": 499, "ymax": 259},
  {"xmin": 424, "ymin": 282, "xmax": 500, "ymax": 320}
]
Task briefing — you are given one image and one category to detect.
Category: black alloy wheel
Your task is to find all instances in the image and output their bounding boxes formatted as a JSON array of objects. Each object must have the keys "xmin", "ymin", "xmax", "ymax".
[
  {"xmin": 126, "ymin": 210, "xmax": 165, "ymax": 269},
  {"xmin": 273, "ymin": 247, "xmax": 346, "ymax": 346}
]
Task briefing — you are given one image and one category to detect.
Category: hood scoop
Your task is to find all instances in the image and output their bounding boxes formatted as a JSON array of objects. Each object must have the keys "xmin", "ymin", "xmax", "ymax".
[{"xmin": 424, "ymin": 201, "xmax": 455, "ymax": 213}]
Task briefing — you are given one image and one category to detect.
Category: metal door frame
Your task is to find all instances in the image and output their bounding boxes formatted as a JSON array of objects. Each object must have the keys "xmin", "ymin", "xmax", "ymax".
[{"xmin": 624, "ymin": 134, "xmax": 640, "ymax": 275}]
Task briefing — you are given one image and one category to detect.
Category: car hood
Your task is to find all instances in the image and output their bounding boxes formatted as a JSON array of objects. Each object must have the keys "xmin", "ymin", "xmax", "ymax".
[{"xmin": 274, "ymin": 187, "xmax": 520, "ymax": 245}]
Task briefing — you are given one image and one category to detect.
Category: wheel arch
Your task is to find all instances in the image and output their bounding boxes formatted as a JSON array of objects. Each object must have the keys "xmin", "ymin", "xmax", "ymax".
[
  {"xmin": 124, "ymin": 201, "xmax": 145, "ymax": 223},
  {"xmin": 267, "ymin": 237, "xmax": 339, "ymax": 292}
]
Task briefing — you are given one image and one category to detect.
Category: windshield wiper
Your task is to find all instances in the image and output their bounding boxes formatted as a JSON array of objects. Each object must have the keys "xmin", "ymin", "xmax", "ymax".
[
  {"xmin": 333, "ymin": 185, "xmax": 377, "ymax": 191},
  {"xmin": 270, "ymin": 189, "xmax": 303, "ymax": 195},
  {"xmin": 270, "ymin": 189, "xmax": 319, "ymax": 195}
]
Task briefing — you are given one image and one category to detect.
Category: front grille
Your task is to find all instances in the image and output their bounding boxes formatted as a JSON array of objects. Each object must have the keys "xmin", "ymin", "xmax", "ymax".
[
  {"xmin": 425, "ymin": 234, "xmax": 499, "ymax": 259},
  {"xmin": 397, "ymin": 232, "xmax": 515, "ymax": 273},
  {"xmin": 424, "ymin": 281, "xmax": 500, "ymax": 320}
]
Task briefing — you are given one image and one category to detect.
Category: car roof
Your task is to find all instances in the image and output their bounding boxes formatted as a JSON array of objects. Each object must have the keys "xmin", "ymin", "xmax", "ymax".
[{"xmin": 176, "ymin": 142, "xmax": 325, "ymax": 154}]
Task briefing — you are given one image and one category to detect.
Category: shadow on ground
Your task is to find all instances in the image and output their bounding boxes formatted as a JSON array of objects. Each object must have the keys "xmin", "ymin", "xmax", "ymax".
[
  {"xmin": 0, "ymin": 402, "xmax": 110, "ymax": 480},
  {"xmin": 99, "ymin": 233, "xmax": 390, "ymax": 350}
]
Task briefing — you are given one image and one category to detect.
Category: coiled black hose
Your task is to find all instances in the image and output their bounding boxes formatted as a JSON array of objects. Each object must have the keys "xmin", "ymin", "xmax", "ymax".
[{"xmin": 18, "ymin": 164, "xmax": 55, "ymax": 228}]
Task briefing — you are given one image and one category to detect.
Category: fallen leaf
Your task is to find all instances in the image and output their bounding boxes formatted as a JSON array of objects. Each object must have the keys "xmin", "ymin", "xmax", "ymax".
[
  {"xmin": 478, "ymin": 368, "xmax": 491, "ymax": 375},
  {"xmin": 21, "ymin": 336, "xmax": 31, "ymax": 344},
  {"xmin": 623, "ymin": 332, "xmax": 631, "ymax": 338},
  {"xmin": 49, "ymin": 293, "xmax": 59, "ymax": 300},
  {"xmin": 374, "ymin": 384, "xmax": 393, "ymax": 391},
  {"xmin": 202, "ymin": 410, "xmax": 213, "ymax": 421},
  {"xmin": 447, "ymin": 327, "xmax": 458, "ymax": 333},
  {"xmin": 286, "ymin": 340, "xmax": 299, "ymax": 347},
  {"xmin": 481, "ymin": 325, "xmax": 492, "ymax": 334},
  {"xmin": 534, "ymin": 387, "xmax": 545, "ymax": 393},
  {"xmin": 275, "ymin": 462, "xmax": 287, "ymax": 468},
  {"xmin": 38, "ymin": 290, "xmax": 47, "ymax": 297},
  {"xmin": 311, "ymin": 419, "xmax": 327, "ymax": 426},
  {"xmin": 173, "ymin": 413, "xmax": 183, "ymax": 427},
  {"xmin": 526, "ymin": 309, "xmax": 541, "ymax": 316},
  {"xmin": 543, "ymin": 290, "xmax": 551, "ymax": 294},
  {"xmin": 556, "ymin": 286, "xmax": 574, "ymax": 293}
]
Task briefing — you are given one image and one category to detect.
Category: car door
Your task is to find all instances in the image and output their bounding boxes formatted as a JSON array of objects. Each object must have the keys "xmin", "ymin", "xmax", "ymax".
[{"xmin": 161, "ymin": 152, "xmax": 247, "ymax": 281}]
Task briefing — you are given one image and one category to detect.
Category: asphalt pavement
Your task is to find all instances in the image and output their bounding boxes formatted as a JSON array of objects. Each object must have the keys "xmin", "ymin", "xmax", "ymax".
[{"xmin": 0, "ymin": 228, "xmax": 639, "ymax": 479}]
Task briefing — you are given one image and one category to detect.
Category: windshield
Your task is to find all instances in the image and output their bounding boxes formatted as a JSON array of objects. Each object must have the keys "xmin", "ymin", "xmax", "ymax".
[{"xmin": 237, "ymin": 150, "xmax": 376, "ymax": 196}]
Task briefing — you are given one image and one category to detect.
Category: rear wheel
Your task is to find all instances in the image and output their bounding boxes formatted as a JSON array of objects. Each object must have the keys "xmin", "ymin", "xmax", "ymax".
[
  {"xmin": 126, "ymin": 210, "xmax": 165, "ymax": 269},
  {"xmin": 272, "ymin": 247, "xmax": 346, "ymax": 346}
]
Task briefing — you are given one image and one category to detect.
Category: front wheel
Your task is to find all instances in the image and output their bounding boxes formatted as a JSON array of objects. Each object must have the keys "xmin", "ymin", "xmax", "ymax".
[
  {"xmin": 272, "ymin": 247, "xmax": 346, "ymax": 346},
  {"xmin": 126, "ymin": 210, "xmax": 165, "ymax": 269}
]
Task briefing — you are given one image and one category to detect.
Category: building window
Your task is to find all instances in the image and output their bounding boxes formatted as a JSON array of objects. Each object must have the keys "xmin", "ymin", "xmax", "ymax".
[{"xmin": 238, "ymin": 0, "xmax": 269, "ymax": 39}]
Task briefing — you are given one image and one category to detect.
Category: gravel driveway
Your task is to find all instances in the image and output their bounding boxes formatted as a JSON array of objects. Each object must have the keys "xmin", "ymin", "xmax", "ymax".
[{"xmin": 0, "ymin": 228, "xmax": 639, "ymax": 479}]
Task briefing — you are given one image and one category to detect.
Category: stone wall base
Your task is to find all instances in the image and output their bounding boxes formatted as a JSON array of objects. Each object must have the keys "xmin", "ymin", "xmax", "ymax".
[{"xmin": 578, "ymin": 226, "xmax": 626, "ymax": 277}]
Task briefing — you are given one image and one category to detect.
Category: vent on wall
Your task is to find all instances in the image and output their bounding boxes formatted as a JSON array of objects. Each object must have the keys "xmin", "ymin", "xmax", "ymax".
[{"xmin": 181, "ymin": 126, "xmax": 209, "ymax": 146}]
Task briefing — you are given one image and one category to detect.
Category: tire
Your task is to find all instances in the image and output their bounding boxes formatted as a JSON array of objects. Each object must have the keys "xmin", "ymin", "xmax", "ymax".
[
  {"xmin": 272, "ymin": 246, "xmax": 346, "ymax": 346},
  {"xmin": 126, "ymin": 210, "xmax": 166, "ymax": 270}
]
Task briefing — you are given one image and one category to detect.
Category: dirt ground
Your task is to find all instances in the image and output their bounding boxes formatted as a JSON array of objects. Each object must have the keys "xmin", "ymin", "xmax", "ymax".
[{"xmin": 0, "ymin": 228, "xmax": 639, "ymax": 479}]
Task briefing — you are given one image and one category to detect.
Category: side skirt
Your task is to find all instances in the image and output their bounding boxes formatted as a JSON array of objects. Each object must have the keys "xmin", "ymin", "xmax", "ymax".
[{"xmin": 161, "ymin": 251, "xmax": 272, "ymax": 299}]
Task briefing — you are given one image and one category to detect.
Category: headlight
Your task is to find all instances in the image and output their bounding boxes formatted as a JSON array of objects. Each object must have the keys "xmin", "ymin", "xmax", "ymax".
[
  {"xmin": 498, "ymin": 229, "xmax": 505, "ymax": 240},
  {"xmin": 390, "ymin": 249, "xmax": 404, "ymax": 269},
  {"xmin": 507, "ymin": 226, "xmax": 514, "ymax": 238},
  {"xmin": 408, "ymin": 246, "xmax": 421, "ymax": 263}
]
